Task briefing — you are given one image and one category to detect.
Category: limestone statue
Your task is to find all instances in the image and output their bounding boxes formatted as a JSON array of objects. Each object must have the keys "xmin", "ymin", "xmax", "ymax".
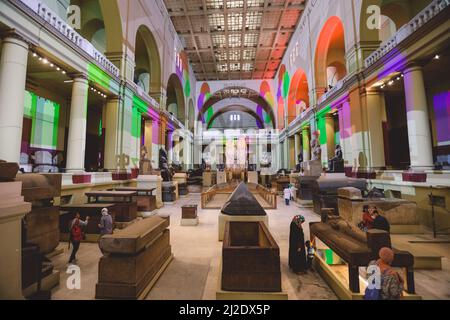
[
  {"xmin": 159, "ymin": 148, "xmax": 172, "ymax": 182},
  {"xmin": 139, "ymin": 146, "xmax": 153, "ymax": 174},
  {"xmin": 311, "ymin": 131, "xmax": 322, "ymax": 161}
]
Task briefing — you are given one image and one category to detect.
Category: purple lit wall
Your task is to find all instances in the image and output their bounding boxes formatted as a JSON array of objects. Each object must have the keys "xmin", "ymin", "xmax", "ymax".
[{"xmin": 433, "ymin": 91, "xmax": 450, "ymax": 144}]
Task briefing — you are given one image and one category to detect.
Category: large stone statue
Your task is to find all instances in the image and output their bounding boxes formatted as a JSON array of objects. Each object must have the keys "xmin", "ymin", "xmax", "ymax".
[
  {"xmin": 311, "ymin": 131, "xmax": 322, "ymax": 161},
  {"xmin": 139, "ymin": 146, "xmax": 153, "ymax": 174},
  {"xmin": 328, "ymin": 145, "xmax": 344, "ymax": 172}
]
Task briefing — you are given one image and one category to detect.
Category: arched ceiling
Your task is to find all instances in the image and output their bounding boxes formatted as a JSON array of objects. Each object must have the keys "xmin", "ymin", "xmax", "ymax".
[
  {"xmin": 163, "ymin": 0, "xmax": 306, "ymax": 80},
  {"xmin": 198, "ymin": 86, "xmax": 276, "ymax": 128},
  {"xmin": 207, "ymin": 105, "xmax": 264, "ymax": 129}
]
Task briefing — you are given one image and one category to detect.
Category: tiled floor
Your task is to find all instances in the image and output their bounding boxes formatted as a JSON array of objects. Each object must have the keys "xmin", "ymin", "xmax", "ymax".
[{"xmin": 50, "ymin": 191, "xmax": 450, "ymax": 300}]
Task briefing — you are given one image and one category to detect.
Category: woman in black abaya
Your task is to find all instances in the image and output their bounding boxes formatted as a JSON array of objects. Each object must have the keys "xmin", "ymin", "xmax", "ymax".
[{"xmin": 289, "ymin": 215, "xmax": 307, "ymax": 274}]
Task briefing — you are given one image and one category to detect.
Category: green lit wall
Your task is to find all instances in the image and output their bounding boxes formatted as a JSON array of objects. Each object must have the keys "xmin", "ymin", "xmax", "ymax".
[{"xmin": 23, "ymin": 90, "xmax": 60, "ymax": 150}]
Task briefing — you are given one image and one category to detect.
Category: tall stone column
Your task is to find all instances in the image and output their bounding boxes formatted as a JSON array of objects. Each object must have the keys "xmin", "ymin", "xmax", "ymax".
[
  {"xmin": 66, "ymin": 76, "xmax": 89, "ymax": 172},
  {"xmin": 403, "ymin": 64, "xmax": 434, "ymax": 170},
  {"xmin": 144, "ymin": 119, "xmax": 153, "ymax": 163},
  {"xmin": 294, "ymin": 133, "xmax": 301, "ymax": 165},
  {"xmin": 288, "ymin": 136, "xmax": 295, "ymax": 169},
  {"xmin": 338, "ymin": 100, "xmax": 352, "ymax": 166},
  {"xmin": 104, "ymin": 98, "xmax": 121, "ymax": 171},
  {"xmin": 325, "ymin": 114, "xmax": 336, "ymax": 161},
  {"xmin": 0, "ymin": 35, "xmax": 29, "ymax": 163},
  {"xmin": 0, "ymin": 179, "xmax": 31, "ymax": 300},
  {"xmin": 364, "ymin": 89, "xmax": 386, "ymax": 169},
  {"xmin": 302, "ymin": 127, "xmax": 310, "ymax": 162}
]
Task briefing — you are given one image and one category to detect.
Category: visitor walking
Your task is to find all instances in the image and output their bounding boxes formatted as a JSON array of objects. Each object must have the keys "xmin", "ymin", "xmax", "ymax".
[
  {"xmin": 289, "ymin": 215, "xmax": 308, "ymax": 274},
  {"xmin": 365, "ymin": 247, "xmax": 404, "ymax": 300},
  {"xmin": 68, "ymin": 213, "xmax": 89, "ymax": 264},
  {"xmin": 284, "ymin": 187, "xmax": 291, "ymax": 206}
]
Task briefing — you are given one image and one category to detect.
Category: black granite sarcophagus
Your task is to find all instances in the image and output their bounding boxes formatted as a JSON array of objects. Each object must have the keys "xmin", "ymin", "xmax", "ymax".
[
  {"xmin": 221, "ymin": 182, "xmax": 266, "ymax": 216},
  {"xmin": 312, "ymin": 177, "xmax": 367, "ymax": 214}
]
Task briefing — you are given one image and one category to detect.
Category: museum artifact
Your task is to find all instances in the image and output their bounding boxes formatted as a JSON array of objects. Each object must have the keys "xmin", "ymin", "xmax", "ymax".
[
  {"xmin": 310, "ymin": 213, "xmax": 415, "ymax": 294},
  {"xmin": 221, "ymin": 182, "xmax": 267, "ymax": 216},
  {"xmin": 96, "ymin": 216, "xmax": 172, "ymax": 299},
  {"xmin": 221, "ymin": 221, "xmax": 282, "ymax": 292},
  {"xmin": 312, "ymin": 177, "xmax": 367, "ymax": 214}
]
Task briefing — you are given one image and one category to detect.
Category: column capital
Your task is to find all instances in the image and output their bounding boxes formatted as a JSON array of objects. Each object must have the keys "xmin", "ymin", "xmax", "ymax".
[
  {"xmin": 70, "ymin": 73, "xmax": 88, "ymax": 82},
  {"xmin": 403, "ymin": 61, "xmax": 424, "ymax": 74},
  {"xmin": 1, "ymin": 32, "xmax": 29, "ymax": 50},
  {"xmin": 106, "ymin": 95, "xmax": 122, "ymax": 102}
]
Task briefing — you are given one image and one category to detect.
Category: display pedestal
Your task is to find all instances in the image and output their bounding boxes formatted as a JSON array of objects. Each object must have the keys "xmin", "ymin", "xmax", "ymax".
[
  {"xmin": 173, "ymin": 173, "xmax": 188, "ymax": 196},
  {"xmin": 217, "ymin": 171, "xmax": 227, "ymax": 185},
  {"xmin": 0, "ymin": 181, "xmax": 31, "ymax": 300},
  {"xmin": 247, "ymin": 171, "xmax": 258, "ymax": 184},
  {"xmin": 313, "ymin": 252, "xmax": 422, "ymax": 300},
  {"xmin": 218, "ymin": 214, "xmax": 268, "ymax": 241},
  {"xmin": 137, "ymin": 175, "xmax": 163, "ymax": 208},
  {"xmin": 216, "ymin": 259, "xmax": 288, "ymax": 300},
  {"xmin": 203, "ymin": 172, "xmax": 213, "ymax": 187},
  {"xmin": 302, "ymin": 160, "xmax": 323, "ymax": 176},
  {"xmin": 162, "ymin": 181, "xmax": 177, "ymax": 203}
]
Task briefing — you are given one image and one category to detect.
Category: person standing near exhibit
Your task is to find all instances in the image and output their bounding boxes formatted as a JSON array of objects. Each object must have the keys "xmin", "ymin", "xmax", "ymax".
[
  {"xmin": 98, "ymin": 208, "xmax": 113, "ymax": 253},
  {"xmin": 289, "ymin": 215, "xmax": 308, "ymax": 274}
]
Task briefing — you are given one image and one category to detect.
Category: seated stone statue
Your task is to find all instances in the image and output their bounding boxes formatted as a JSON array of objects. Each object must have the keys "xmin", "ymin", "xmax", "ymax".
[
  {"xmin": 159, "ymin": 148, "xmax": 173, "ymax": 182},
  {"xmin": 328, "ymin": 145, "xmax": 344, "ymax": 172}
]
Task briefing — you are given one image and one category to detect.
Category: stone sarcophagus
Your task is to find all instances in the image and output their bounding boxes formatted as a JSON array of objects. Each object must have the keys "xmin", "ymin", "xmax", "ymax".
[
  {"xmin": 293, "ymin": 175, "xmax": 321, "ymax": 201},
  {"xmin": 15, "ymin": 173, "xmax": 62, "ymax": 254},
  {"xmin": 96, "ymin": 216, "xmax": 172, "ymax": 300},
  {"xmin": 222, "ymin": 221, "xmax": 282, "ymax": 292},
  {"xmin": 312, "ymin": 177, "xmax": 367, "ymax": 214},
  {"xmin": 162, "ymin": 182, "xmax": 177, "ymax": 202},
  {"xmin": 173, "ymin": 173, "xmax": 188, "ymax": 196},
  {"xmin": 219, "ymin": 183, "xmax": 268, "ymax": 241},
  {"xmin": 337, "ymin": 187, "xmax": 420, "ymax": 233},
  {"xmin": 310, "ymin": 215, "xmax": 415, "ymax": 294}
]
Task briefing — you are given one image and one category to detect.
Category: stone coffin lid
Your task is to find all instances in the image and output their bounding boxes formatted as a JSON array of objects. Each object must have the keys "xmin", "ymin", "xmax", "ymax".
[
  {"xmin": 15, "ymin": 173, "xmax": 62, "ymax": 201},
  {"xmin": 99, "ymin": 216, "xmax": 170, "ymax": 255},
  {"xmin": 313, "ymin": 177, "xmax": 367, "ymax": 193},
  {"xmin": 221, "ymin": 182, "xmax": 267, "ymax": 216},
  {"xmin": 0, "ymin": 161, "xmax": 19, "ymax": 182},
  {"xmin": 338, "ymin": 187, "xmax": 363, "ymax": 200}
]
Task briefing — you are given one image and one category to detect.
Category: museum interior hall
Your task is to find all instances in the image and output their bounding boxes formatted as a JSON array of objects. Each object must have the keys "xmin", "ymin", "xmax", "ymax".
[{"xmin": 0, "ymin": 0, "xmax": 449, "ymax": 302}]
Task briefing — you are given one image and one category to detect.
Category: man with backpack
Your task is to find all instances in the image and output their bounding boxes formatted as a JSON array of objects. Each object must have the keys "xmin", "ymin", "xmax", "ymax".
[{"xmin": 69, "ymin": 213, "xmax": 89, "ymax": 264}]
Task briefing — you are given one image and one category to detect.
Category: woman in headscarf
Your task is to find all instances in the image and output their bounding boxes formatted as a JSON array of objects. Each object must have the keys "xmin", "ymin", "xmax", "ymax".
[
  {"xmin": 366, "ymin": 247, "xmax": 404, "ymax": 300},
  {"xmin": 289, "ymin": 215, "xmax": 308, "ymax": 274}
]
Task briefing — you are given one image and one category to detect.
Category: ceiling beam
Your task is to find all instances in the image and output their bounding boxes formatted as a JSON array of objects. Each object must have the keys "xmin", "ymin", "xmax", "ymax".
[
  {"xmin": 167, "ymin": 4, "xmax": 305, "ymax": 17},
  {"xmin": 176, "ymin": 28, "xmax": 295, "ymax": 37}
]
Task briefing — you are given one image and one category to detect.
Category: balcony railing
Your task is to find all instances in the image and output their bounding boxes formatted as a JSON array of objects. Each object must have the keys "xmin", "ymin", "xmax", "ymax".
[
  {"xmin": 18, "ymin": 0, "xmax": 120, "ymax": 78},
  {"xmin": 136, "ymin": 85, "xmax": 160, "ymax": 109},
  {"xmin": 365, "ymin": 0, "xmax": 449, "ymax": 68}
]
